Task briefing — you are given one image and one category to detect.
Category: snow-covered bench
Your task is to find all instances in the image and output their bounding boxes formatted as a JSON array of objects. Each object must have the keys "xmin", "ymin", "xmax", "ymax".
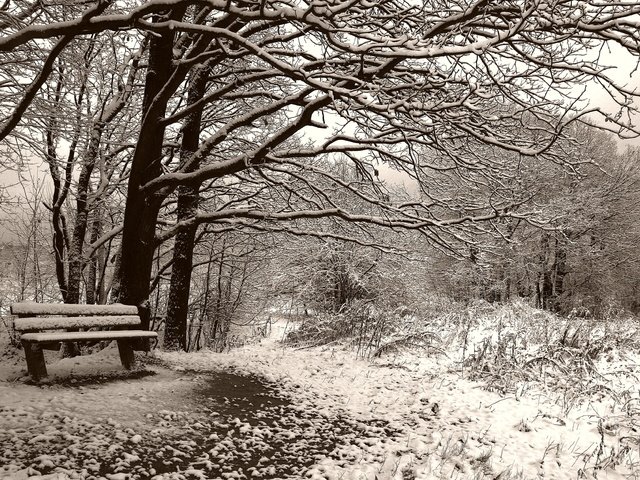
[{"xmin": 10, "ymin": 302, "xmax": 157, "ymax": 380}]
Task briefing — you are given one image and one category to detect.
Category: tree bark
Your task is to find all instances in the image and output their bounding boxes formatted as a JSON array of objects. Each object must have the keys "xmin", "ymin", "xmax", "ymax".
[
  {"xmin": 66, "ymin": 163, "xmax": 94, "ymax": 304},
  {"xmin": 551, "ymin": 236, "xmax": 568, "ymax": 312},
  {"xmin": 115, "ymin": 13, "xmax": 183, "ymax": 316},
  {"xmin": 85, "ymin": 213, "xmax": 101, "ymax": 304},
  {"xmin": 164, "ymin": 65, "xmax": 208, "ymax": 351},
  {"xmin": 45, "ymin": 71, "xmax": 71, "ymax": 303}
]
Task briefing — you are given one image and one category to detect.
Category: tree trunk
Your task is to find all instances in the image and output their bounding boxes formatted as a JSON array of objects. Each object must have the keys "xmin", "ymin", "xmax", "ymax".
[
  {"xmin": 45, "ymin": 72, "xmax": 71, "ymax": 303},
  {"xmin": 96, "ymin": 240, "xmax": 109, "ymax": 304},
  {"xmin": 66, "ymin": 166, "xmax": 94, "ymax": 304},
  {"xmin": 164, "ymin": 65, "xmax": 208, "ymax": 351},
  {"xmin": 85, "ymin": 213, "xmax": 101, "ymax": 304},
  {"xmin": 539, "ymin": 233, "xmax": 554, "ymax": 310},
  {"xmin": 552, "ymin": 236, "xmax": 568, "ymax": 312},
  {"xmin": 210, "ymin": 240, "xmax": 227, "ymax": 350},
  {"xmin": 116, "ymin": 14, "xmax": 182, "ymax": 317}
]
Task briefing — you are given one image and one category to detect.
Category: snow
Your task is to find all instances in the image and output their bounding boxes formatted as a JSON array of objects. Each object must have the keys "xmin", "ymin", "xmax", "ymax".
[
  {"xmin": 10, "ymin": 303, "xmax": 139, "ymax": 316},
  {"xmin": 1, "ymin": 312, "xmax": 640, "ymax": 479},
  {"xmin": 15, "ymin": 315, "xmax": 142, "ymax": 331},
  {"xmin": 21, "ymin": 330, "xmax": 157, "ymax": 343}
]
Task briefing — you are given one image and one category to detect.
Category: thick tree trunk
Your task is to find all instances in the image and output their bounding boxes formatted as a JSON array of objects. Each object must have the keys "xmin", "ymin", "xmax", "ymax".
[
  {"xmin": 116, "ymin": 14, "xmax": 182, "ymax": 317},
  {"xmin": 163, "ymin": 181, "xmax": 199, "ymax": 350},
  {"xmin": 164, "ymin": 66, "xmax": 209, "ymax": 351},
  {"xmin": 117, "ymin": 11, "xmax": 243, "ymax": 331}
]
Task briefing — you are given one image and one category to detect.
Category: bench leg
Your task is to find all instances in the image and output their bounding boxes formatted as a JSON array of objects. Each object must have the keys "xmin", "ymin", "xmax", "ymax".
[
  {"xmin": 117, "ymin": 340, "xmax": 135, "ymax": 370},
  {"xmin": 22, "ymin": 340, "xmax": 47, "ymax": 380}
]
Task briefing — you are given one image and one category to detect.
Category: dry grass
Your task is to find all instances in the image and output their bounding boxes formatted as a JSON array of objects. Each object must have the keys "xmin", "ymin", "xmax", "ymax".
[{"xmin": 451, "ymin": 302, "xmax": 640, "ymax": 404}]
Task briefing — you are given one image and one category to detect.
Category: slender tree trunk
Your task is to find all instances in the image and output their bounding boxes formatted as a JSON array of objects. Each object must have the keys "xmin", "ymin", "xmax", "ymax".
[
  {"xmin": 200, "ymin": 241, "xmax": 216, "ymax": 347},
  {"xmin": 539, "ymin": 233, "xmax": 554, "ymax": 310},
  {"xmin": 211, "ymin": 240, "xmax": 227, "ymax": 348},
  {"xmin": 67, "ymin": 40, "xmax": 142, "ymax": 305},
  {"xmin": 66, "ymin": 176, "xmax": 92, "ymax": 304},
  {"xmin": 96, "ymin": 240, "xmax": 109, "ymax": 304},
  {"xmin": 32, "ymin": 224, "xmax": 42, "ymax": 302},
  {"xmin": 85, "ymin": 213, "xmax": 101, "ymax": 304},
  {"xmin": 164, "ymin": 65, "xmax": 208, "ymax": 351},
  {"xmin": 552, "ymin": 236, "xmax": 568, "ymax": 312},
  {"xmin": 66, "ymin": 135, "xmax": 102, "ymax": 303},
  {"xmin": 45, "ymin": 71, "xmax": 71, "ymax": 302}
]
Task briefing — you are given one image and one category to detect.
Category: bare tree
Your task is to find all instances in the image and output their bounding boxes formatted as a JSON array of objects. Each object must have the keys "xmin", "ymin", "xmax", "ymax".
[
  {"xmin": 3, "ymin": 0, "xmax": 640, "ymax": 346},
  {"xmin": 3, "ymin": 30, "xmax": 144, "ymax": 304},
  {"xmin": 431, "ymin": 126, "xmax": 640, "ymax": 316}
]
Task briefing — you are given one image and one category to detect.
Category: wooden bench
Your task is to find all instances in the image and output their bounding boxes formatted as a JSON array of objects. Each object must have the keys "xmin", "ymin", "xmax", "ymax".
[{"xmin": 11, "ymin": 302, "xmax": 158, "ymax": 380}]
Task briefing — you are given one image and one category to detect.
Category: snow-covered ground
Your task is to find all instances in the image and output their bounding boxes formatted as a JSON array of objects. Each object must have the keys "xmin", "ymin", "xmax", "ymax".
[{"xmin": 2, "ymin": 308, "xmax": 640, "ymax": 479}]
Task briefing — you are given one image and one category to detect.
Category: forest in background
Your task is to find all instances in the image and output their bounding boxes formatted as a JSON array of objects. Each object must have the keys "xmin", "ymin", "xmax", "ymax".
[
  {"xmin": 1, "ymin": 0, "xmax": 640, "ymax": 353},
  {"xmin": 2, "ymin": 120, "xmax": 639, "ymax": 352}
]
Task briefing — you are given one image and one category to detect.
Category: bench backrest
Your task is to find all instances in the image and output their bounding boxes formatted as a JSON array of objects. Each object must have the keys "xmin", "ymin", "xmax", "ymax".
[{"xmin": 11, "ymin": 302, "xmax": 141, "ymax": 332}]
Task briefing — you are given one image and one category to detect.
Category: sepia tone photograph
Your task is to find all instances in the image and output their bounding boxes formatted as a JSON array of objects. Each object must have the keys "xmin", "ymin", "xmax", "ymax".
[{"xmin": 0, "ymin": 0, "xmax": 640, "ymax": 478}]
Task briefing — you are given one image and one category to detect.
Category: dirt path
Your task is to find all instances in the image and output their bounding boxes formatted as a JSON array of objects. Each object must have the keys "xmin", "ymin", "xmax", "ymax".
[{"xmin": 0, "ymin": 352, "xmax": 401, "ymax": 480}]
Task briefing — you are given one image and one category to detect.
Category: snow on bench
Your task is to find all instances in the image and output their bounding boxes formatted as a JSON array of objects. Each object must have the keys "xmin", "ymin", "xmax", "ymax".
[
  {"xmin": 10, "ymin": 302, "xmax": 157, "ymax": 381},
  {"xmin": 10, "ymin": 302, "xmax": 139, "ymax": 316},
  {"xmin": 21, "ymin": 330, "xmax": 158, "ymax": 343},
  {"xmin": 15, "ymin": 315, "xmax": 142, "ymax": 331}
]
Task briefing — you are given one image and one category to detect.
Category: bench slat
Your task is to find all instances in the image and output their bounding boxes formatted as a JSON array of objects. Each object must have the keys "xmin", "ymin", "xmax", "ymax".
[
  {"xmin": 11, "ymin": 302, "xmax": 138, "ymax": 316},
  {"xmin": 21, "ymin": 330, "xmax": 157, "ymax": 343},
  {"xmin": 14, "ymin": 315, "xmax": 142, "ymax": 332}
]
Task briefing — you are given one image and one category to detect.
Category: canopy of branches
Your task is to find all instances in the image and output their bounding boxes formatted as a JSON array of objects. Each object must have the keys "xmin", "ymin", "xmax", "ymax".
[{"xmin": 1, "ymin": 0, "xmax": 640, "ymax": 312}]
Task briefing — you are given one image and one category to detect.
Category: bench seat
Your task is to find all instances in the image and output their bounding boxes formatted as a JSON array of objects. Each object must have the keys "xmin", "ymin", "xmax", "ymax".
[
  {"xmin": 15, "ymin": 315, "xmax": 142, "ymax": 332},
  {"xmin": 11, "ymin": 302, "xmax": 157, "ymax": 381},
  {"xmin": 21, "ymin": 330, "xmax": 157, "ymax": 343},
  {"xmin": 11, "ymin": 302, "xmax": 138, "ymax": 316}
]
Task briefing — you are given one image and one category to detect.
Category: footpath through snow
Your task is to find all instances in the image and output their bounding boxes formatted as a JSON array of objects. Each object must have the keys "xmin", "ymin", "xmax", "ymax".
[{"xmin": 1, "ymin": 317, "xmax": 639, "ymax": 479}]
